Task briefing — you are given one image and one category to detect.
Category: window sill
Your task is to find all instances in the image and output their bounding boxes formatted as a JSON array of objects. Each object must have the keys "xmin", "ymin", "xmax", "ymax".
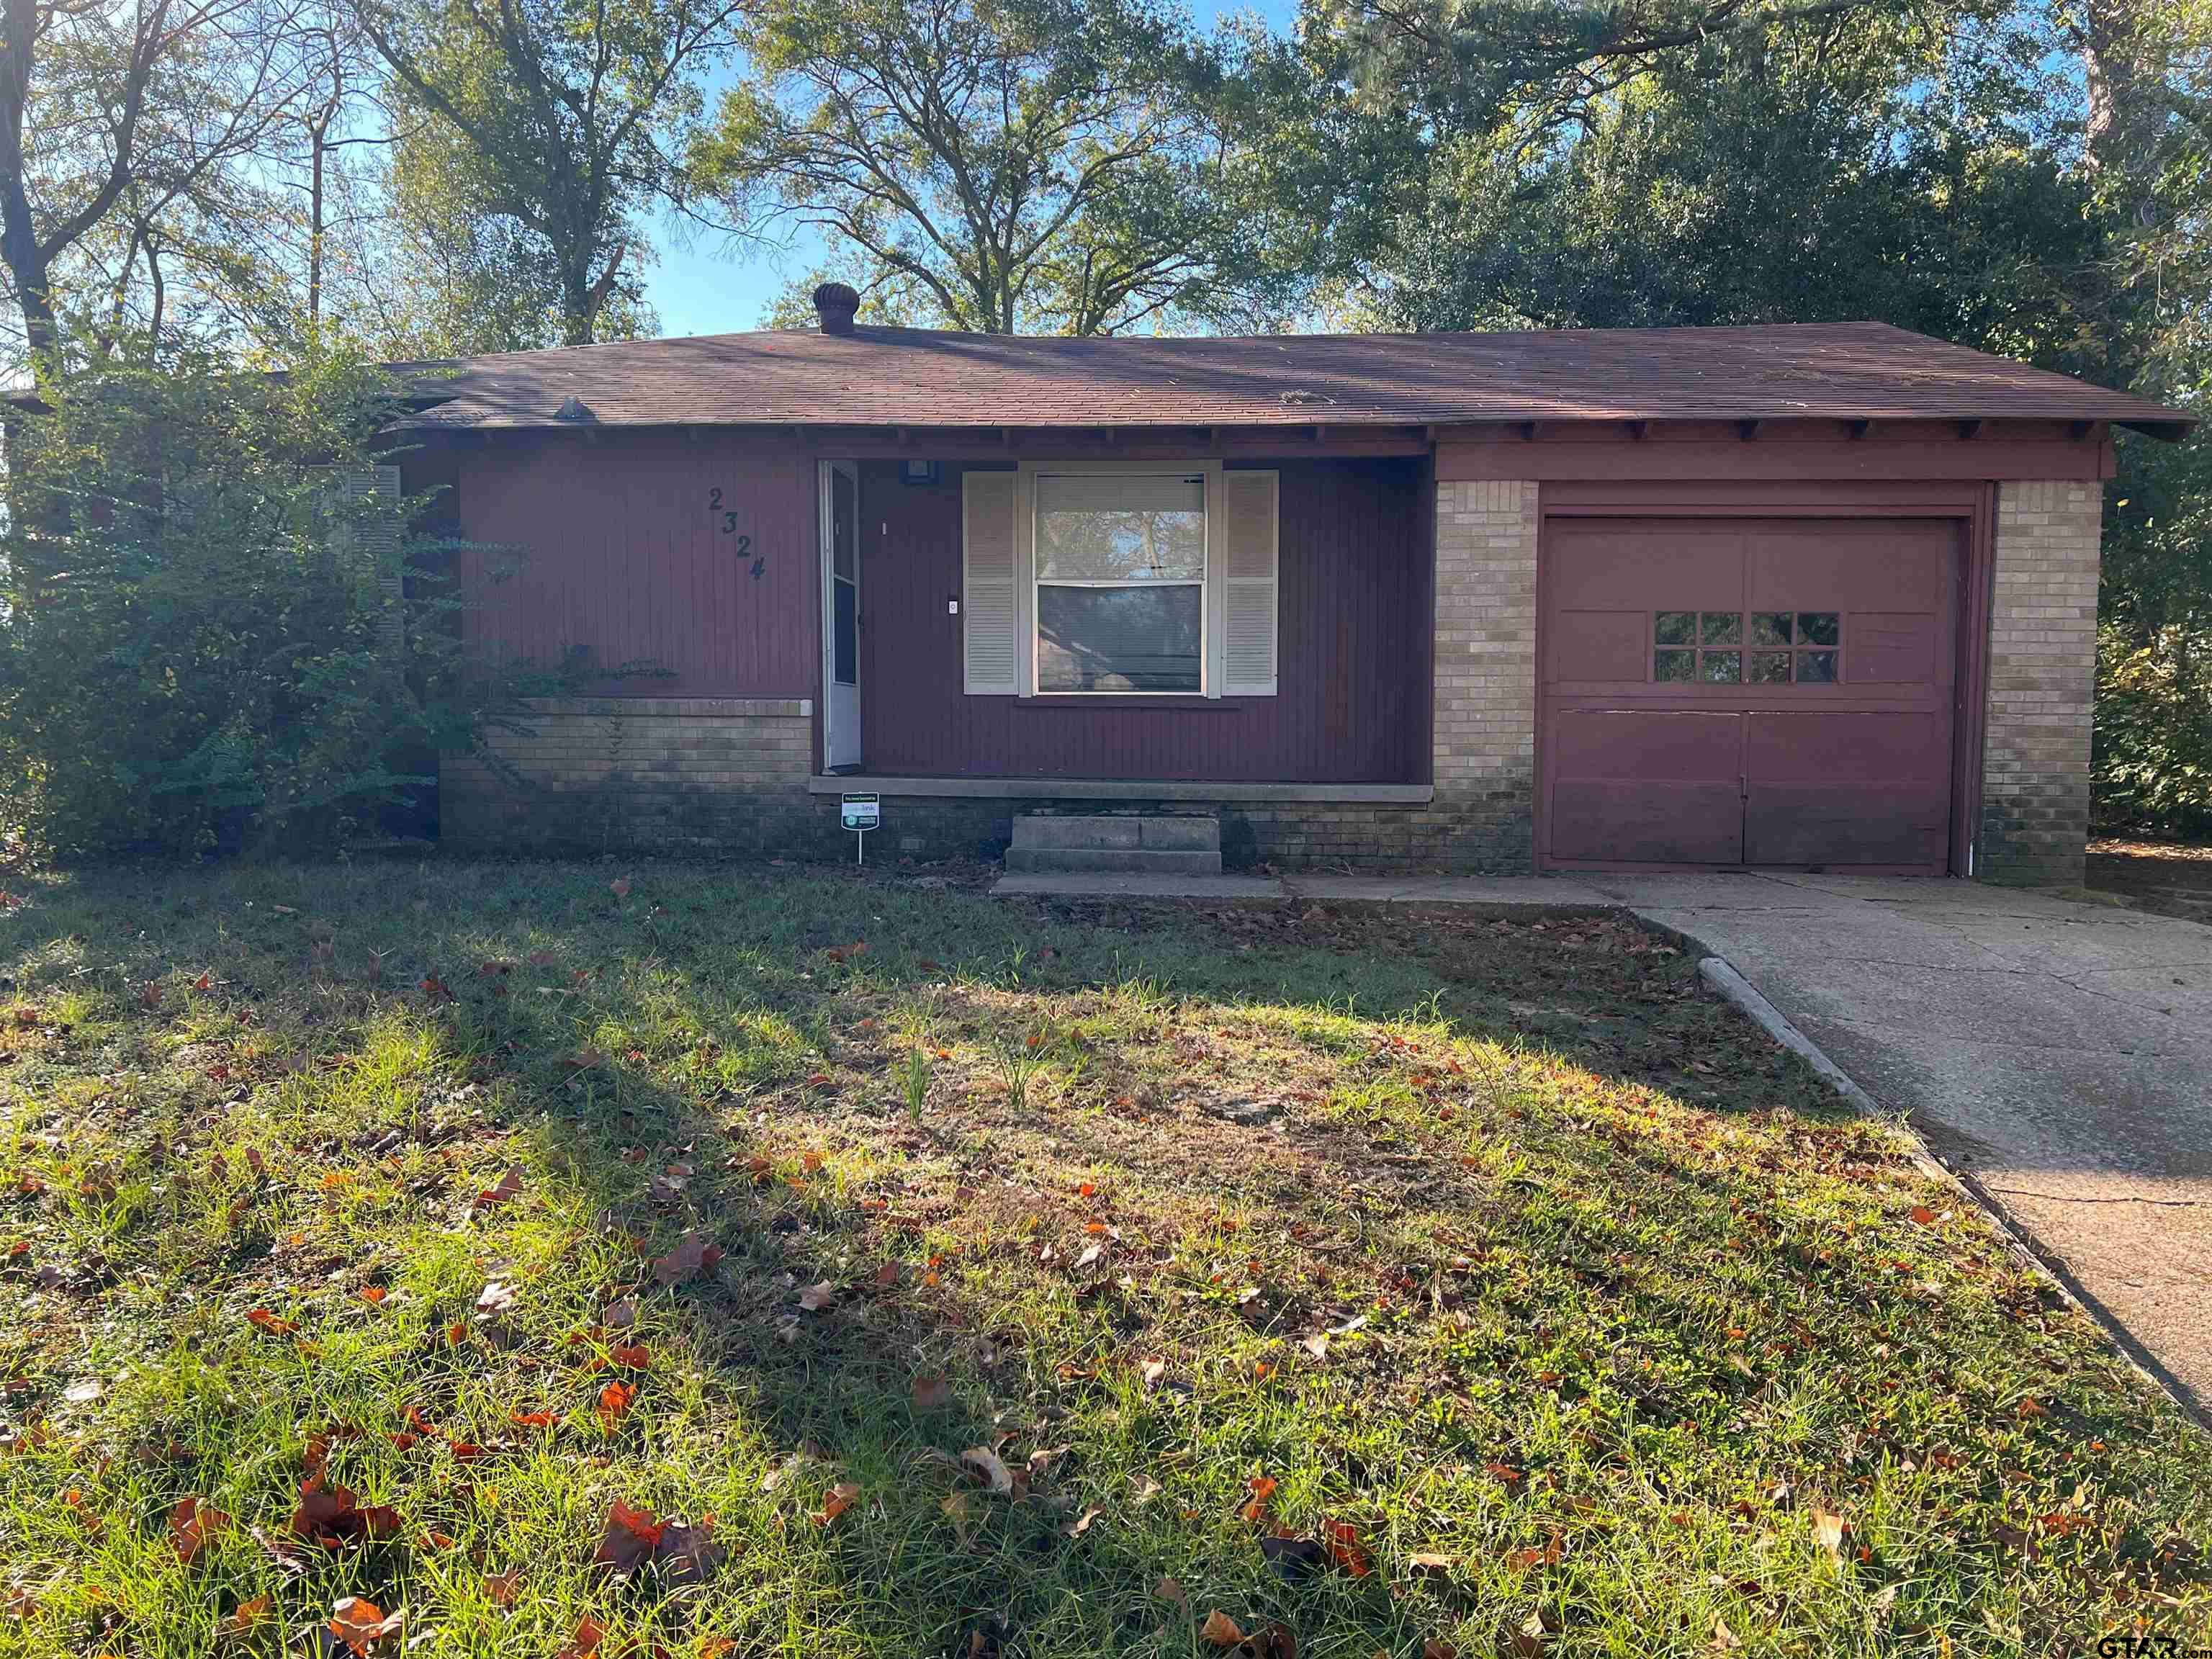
[{"xmin": 1014, "ymin": 696, "xmax": 1249, "ymax": 711}]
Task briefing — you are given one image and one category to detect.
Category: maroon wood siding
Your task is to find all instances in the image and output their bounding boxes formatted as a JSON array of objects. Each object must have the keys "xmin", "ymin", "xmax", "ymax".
[
  {"xmin": 855, "ymin": 457, "xmax": 1429, "ymax": 782},
  {"xmin": 450, "ymin": 430, "xmax": 818, "ymax": 696}
]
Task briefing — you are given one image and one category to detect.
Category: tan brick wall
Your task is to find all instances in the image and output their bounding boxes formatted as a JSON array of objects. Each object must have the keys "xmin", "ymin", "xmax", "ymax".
[
  {"xmin": 442, "ymin": 698, "xmax": 825, "ymax": 855},
  {"xmin": 1981, "ymin": 480, "xmax": 2102, "ymax": 886},
  {"xmin": 1427, "ymin": 479, "xmax": 1540, "ymax": 870}
]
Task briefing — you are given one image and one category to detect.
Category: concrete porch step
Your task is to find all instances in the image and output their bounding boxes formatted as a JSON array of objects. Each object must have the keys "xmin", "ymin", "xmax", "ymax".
[
  {"xmin": 1003, "ymin": 846, "xmax": 1223, "ymax": 874},
  {"xmin": 1008, "ymin": 812, "xmax": 1223, "ymax": 873},
  {"xmin": 1011, "ymin": 812, "xmax": 1220, "ymax": 853}
]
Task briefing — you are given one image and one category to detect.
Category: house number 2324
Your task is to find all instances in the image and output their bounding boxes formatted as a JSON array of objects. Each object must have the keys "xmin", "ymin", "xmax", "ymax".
[{"xmin": 706, "ymin": 489, "xmax": 763, "ymax": 578}]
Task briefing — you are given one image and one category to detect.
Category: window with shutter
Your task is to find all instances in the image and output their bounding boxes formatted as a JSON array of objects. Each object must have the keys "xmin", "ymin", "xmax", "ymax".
[
  {"xmin": 956, "ymin": 459, "xmax": 1277, "ymax": 698},
  {"xmin": 1220, "ymin": 469, "xmax": 1278, "ymax": 696},
  {"xmin": 963, "ymin": 469, "xmax": 1020, "ymax": 693}
]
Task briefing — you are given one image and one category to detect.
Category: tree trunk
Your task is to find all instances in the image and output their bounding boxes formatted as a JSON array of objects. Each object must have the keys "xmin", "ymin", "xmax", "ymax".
[
  {"xmin": 308, "ymin": 123, "xmax": 327, "ymax": 325},
  {"xmin": 1, "ymin": 221, "xmax": 58, "ymax": 364}
]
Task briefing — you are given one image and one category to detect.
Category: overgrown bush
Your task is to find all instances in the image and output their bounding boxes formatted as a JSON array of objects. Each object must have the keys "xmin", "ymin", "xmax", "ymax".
[
  {"xmin": 0, "ymin": 341, "xmax": 574, "ymax": 861},
  {"xmin": 2093, "ymin": 624, "xmax": 2212, "ymax": 841}
]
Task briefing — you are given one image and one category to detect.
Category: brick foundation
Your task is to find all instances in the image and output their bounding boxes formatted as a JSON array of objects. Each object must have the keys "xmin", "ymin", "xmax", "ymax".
[
  {"xmin": 1979, "ymin": 480, "xmax": 2102, "ymax": 886},
  {"xmin": 441, "ymin": 698, "xmax": 824, "ymax": 855}
]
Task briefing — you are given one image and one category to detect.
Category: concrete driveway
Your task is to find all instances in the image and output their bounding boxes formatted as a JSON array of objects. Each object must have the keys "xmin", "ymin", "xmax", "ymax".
[{"xmin": 1581, "ymin": 871, "xmax": 2212, "ymax": 1413}]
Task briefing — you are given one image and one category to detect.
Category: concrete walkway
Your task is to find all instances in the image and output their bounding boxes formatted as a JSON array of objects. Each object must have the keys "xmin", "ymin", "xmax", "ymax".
[{"xmin": 992, "ymin": 864, "xmax": 2212, "ymax": 1411}]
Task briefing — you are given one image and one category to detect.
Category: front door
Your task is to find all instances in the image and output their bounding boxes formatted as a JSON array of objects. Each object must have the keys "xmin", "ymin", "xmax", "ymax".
[{"xmin": 821, "ymin": 461, "xmax": 861, "ymax": 770}]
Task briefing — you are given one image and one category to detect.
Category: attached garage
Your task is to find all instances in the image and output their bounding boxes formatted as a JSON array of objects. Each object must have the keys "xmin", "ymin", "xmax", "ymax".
[{"xmin": 1540, "ymin": 515, "xmax": 1965, "ymax": 873}]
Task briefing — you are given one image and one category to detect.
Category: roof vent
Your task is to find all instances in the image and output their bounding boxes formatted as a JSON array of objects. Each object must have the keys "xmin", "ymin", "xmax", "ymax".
[
  {"xmin": 813, "ymin": 282, "xmax": 860, "ymax": 336},
  {"xmin": 554, "ymin": 395, "xmax": 595, "ymax": 422}
]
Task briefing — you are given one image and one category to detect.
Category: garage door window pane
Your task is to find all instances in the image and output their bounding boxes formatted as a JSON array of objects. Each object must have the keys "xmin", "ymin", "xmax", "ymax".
[
  {"xmin": 1797, "ymin": 612, "xmax": 1840, "ymax": 647},
  {"xmin": 1751, "ymin": 612, "xmax": 1792, "ymax": 647},
  {"xmin": 1699, "ymin": 612, "xmax": 1741, "ymax": 645},
  {"xmin": 1749, "ymin": 651, "xmax": 1792, "ymax": 683},
  {"xmin": 1798, "ymin": 649, "xmax": 1838, "ymax": 683},
  {"xmin": 1700, "ymin": 650, "xmax": 1743, "ymax": 683},
  {"xmin": 1655, "ymin": 611, "xmax": 1696, "ymax": 646},
  {"xmin": 1654, "ymin": 648, "xmax": 1694, "ymax": 682}
]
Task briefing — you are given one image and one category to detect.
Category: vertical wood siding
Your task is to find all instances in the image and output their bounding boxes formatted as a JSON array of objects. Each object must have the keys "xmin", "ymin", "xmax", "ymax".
[
  {"xmin": 857, "ymin": 457, "xmax": 1428, "ymax": 782},
  {"xmin": 451, "ymin": 430, "xmax": 819, "ymax": 696}
]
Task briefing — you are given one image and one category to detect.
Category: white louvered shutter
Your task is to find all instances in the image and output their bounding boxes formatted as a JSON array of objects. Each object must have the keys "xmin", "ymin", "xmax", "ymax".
[
  {"xmin": 1221, "ymin": 469, "xmax": 1279, "ymax": 696},
  {"xmin": 963, "ymin": 469, "xmax": 1019, "ymax": 693},
  {"xmin": 367, "ymin": 463, "xmax": 404, "ymax": 656},
  {"xmin": 316, "ymin": 464, "xmax": 405, "ymax": 657}
]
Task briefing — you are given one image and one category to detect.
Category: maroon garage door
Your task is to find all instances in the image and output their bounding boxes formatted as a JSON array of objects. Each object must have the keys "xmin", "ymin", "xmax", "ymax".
[{"xmin": 1539, "ymin": 517, "xmax": 1964, "ymax": 873}]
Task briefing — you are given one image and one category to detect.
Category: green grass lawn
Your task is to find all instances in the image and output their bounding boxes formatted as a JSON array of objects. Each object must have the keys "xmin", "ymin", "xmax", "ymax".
[{"xmin": 0, "ymin": 858, "xmax": 2206, "ymax": 1659}]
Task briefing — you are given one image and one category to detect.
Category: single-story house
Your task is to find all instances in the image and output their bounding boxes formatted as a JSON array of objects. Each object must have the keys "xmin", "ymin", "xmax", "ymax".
[{"xmin": 391, "ymin": 285, "xmax": 2193, "ymax": 883}]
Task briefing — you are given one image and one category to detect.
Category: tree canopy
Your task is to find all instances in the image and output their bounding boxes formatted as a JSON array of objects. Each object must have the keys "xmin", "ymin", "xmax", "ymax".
[{"xmin": 689, "ymin": 0, "xmax": 1303, "ymax": 333}]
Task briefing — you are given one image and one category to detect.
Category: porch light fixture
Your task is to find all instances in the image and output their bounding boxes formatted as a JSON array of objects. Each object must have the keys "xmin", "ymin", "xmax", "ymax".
[{"xmin": 902, "ymin": 459, "xmax": 940, "ymax": 485}]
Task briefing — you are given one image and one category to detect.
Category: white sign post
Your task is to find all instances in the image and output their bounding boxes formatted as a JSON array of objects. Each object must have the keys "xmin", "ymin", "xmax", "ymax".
[{"xmin": 839, "ymin": 793, "xmax": 880, "ymax": 865}]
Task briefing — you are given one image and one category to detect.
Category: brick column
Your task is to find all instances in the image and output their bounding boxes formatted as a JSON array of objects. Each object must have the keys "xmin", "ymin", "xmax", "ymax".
[
  {"xmin": 1431, "ymin": 479, "xmax": 1540, "ymax": 870},
  {"xmin": 1980, "ymin": 480, "xmax": 2102, "ymax": 886}
]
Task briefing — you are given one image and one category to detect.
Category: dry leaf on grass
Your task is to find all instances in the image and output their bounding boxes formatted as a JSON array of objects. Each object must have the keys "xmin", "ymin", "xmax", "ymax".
[
  {"xmin": 328, "ymin": 1596, "xmax": 403, "ymax": 1656},
  {"xmin": 592, "ymin": 1498, "xmax": 664, "ymax": 1577},
  {"xmin": 1240, "ymin": 1474, "xmax": 1277, "ymax": 1524},
  {"xmin": 912, "ymin": 1372, "xmax": 951, "ymax": 1413},
  {"xmin": 289, "ymin": 1477, "xmax": 400, "ymax": 1548},
  {"xmin": 1320, "ymin": 1518, "xmax": 1373, "ymax": 1577},
  {"xmin": 1061, "ymin": 1505, "xmax": 1102, "ymax": 1539},
  {"xmin": 656, "ymin": 1519, "xmax": 729, "ymax": 1586},
  {"xmin": 812, "ymin": 1480, "xmax": 861, "ymax": 1527},
  {"xmin": 1809, "ymin": 1506, "xmax": 1847, "ymax": 1559},
  {"xmin": 1202, "ymin": 1611, "xmax": 1246, "ymax": 1647},
  {"xmin": 597, "ymin": 1380, "xmax": 636, "ymax": 1429},
  {"xmin": 1503, "ymin": 1609, "xmax": 1550, "ymax": 1658},
  {"xmin": 220, "ymin": 1594, "xmax": 272, "ymax": 1635},
  {"xmin": 960, "ymin": 1445, "xmax": 1015, "ymax": 1497},
  {"xmin": 168, "ymin": 1495, "xmax": 228, "ymax": 1563},
  {"xmin": 652, "ymin": 1231, "xmax": 724, "ymax": 1287},
  {"xmin": 482, "ymin": 1571, "xmax": 521, "ymax": 1607},
  {"xmin": 798, "ymin": 1280, "xmax": 837, "ymax": 1313}
]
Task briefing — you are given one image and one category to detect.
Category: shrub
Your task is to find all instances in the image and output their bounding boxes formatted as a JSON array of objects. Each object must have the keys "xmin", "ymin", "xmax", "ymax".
[
  {"xmin": 0, "ymin": 340, "xmax": 577, "ymax": 861},
  {"xmin": 2093, "ymin": 623, "xmax": 2212, "ymax": 841}
]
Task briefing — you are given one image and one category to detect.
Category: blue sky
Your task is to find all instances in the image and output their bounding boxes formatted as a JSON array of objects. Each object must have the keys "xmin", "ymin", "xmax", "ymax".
[{"xmin": 640, "ymin": 0, "xmax": 1299, "ymax": 336}]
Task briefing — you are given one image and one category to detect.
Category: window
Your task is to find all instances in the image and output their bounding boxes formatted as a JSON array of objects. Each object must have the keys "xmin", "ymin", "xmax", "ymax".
[
  {"xmin": 1035, "ymin": 472, "xmax": 1206, "ymax": 694},
  {"xmin": 1653, "ymin": 610, "xmax": 1841, "ymax": 684},
  {"xmin": 961, "ymin": 462, "xmax": 1277, "ymax": 698}
]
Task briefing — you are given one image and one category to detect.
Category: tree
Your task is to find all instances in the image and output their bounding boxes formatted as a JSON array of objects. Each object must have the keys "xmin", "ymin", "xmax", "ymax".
[
  {"xmin": 1291, "ymin": 0, "xmax": 2134, "ymax": 359},
  {"xmin": 0, "ymin": 0, "xmax": 314, "ymax": 365},
  {"xmin": 690, "ymin": 0, "xmax": 1302, "ymax": 334},
  {"xmin": 355, "ymin": 0, "xmax": 742, "ymax": 346}
]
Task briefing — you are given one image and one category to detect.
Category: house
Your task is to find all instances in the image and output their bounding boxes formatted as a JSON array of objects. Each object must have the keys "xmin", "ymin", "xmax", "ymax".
[{"xmin": 392, "ymin": 284, "xmax": 2193, "ymax": 882}]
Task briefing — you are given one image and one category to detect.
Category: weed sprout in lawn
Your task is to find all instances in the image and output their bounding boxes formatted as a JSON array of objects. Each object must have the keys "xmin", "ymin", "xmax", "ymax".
[
  {"xmin": 994, "ymin": 1025, "xmax": 1051, "ymax": 1112},
  {"xmin": 899, "ymin": 1046, "xmax": 932, "ymax": 1119}
]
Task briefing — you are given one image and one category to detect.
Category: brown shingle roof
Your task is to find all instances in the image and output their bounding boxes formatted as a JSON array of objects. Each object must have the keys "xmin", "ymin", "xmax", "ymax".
[{"xmin": 392, "ymin": 319, "xmax": 2193, "ymax": 437}]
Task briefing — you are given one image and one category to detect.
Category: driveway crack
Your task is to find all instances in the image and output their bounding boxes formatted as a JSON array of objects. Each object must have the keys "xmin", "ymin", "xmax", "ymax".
[{"xmin": 1986, "ymin": 1187, "xmax": 2207, "ymax": 1208}]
